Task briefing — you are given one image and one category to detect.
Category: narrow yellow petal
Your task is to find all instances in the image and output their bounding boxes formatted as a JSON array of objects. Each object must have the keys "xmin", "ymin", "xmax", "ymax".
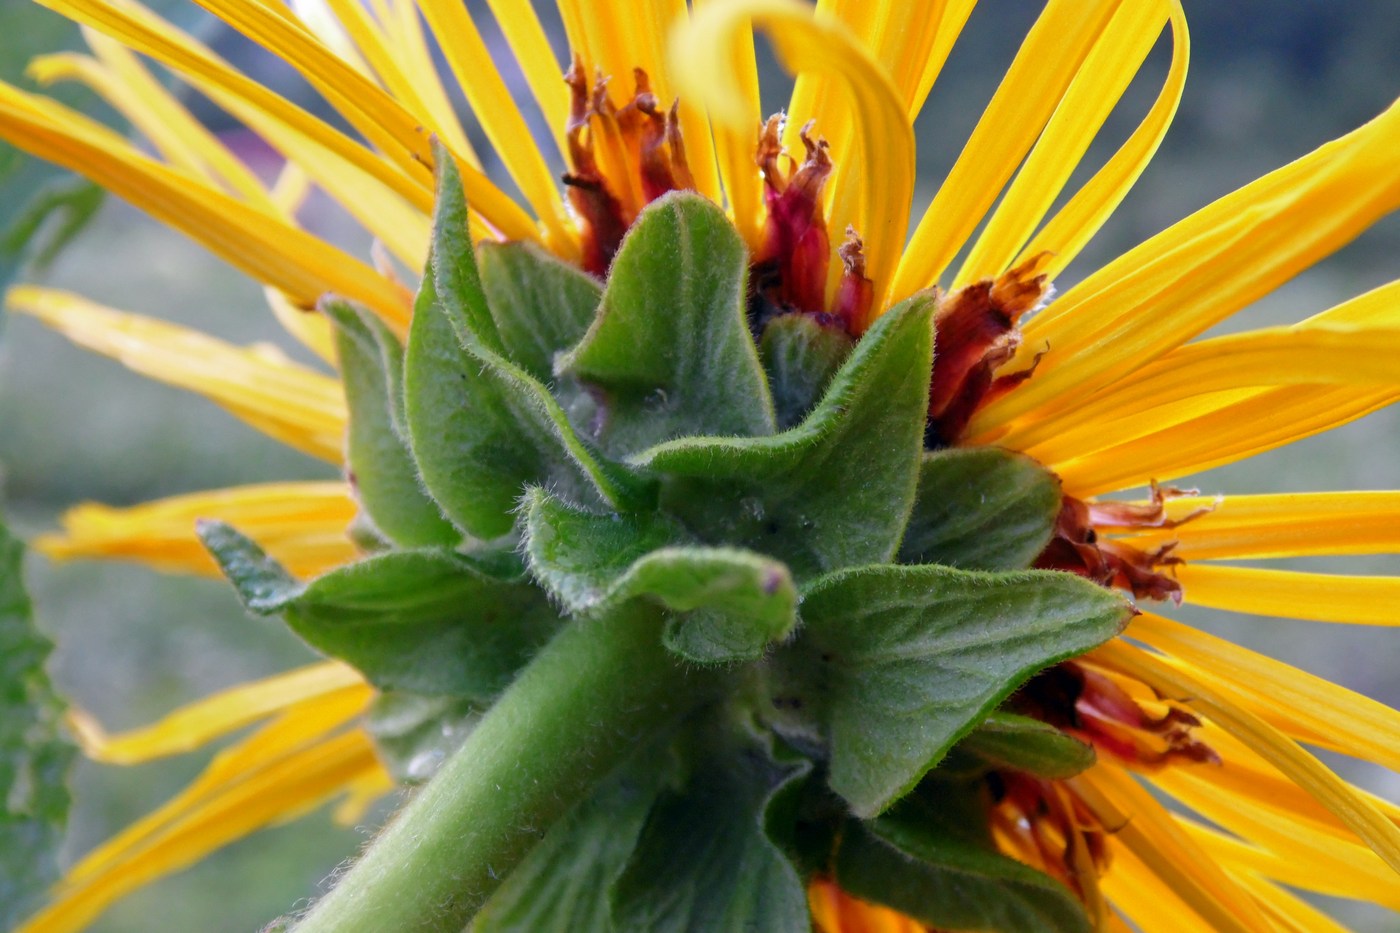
[
  {"xmin": 1172, "ymin": 564, "xmax": 1400, "ymax": 626},
  {"xmin": 413, "ymin": 0, "xmax": 578, "ymax": 253},
  {"xmin": 1228, "ymin": 869, "xmax": 1355, "ymax": 933},
  {"xmin": 1070, "ymin": 766, "xmax": 1271, "ymax": 933},
  {"xmin": 676, "ymin": 0, "xmax": 915, "ymax": 318},
  {"xmin": 1018, "ymin": 2, "xmax": 1188, "ymax": 280},
  {"xmin": 263, "ymin": 286, "xmax": 339, "ymax": 368},
  {"xmin": 21, "ymin": 730, "xmax": 382, "ymax": 933},
  {"xmin": 1011, "ymin": 325, "xmax": 1400, "ymax": 462},
  {"xmin": 890, "ymin": 0, "xmax": 1121, "ymax": 299},
  {"xmin": 689, "ymin": 0, "xmax": 765, "ymax": 250},
  {"xmin": 8, "ymin": 287, "xmax": 347, "ymax": 462},
  {"xmin": 955, "ymin": 0, "xmax": 1174, "ymax": 288},
  {"xmin": 1048, "ymin": 383, "xmax": 1400, "ymax": 498},
  {"xmin": 970, "ymin": 94, "xmax": 1400, "ymax": 438},
  {"xmin": 1099, "ymin": 843, "xmax": 1246, "ymax": 933},
  {"xmin": 0, "ymin": 86, "xmax": 409, "ymax": 323},
  {"xmin": 70, "ymin": 662, "xmax": 366, "ymax": 764},
  {"xmin": 1130, "ymin": 612, "xmax": 1400, "ymax": 770},
  {"xmin": 331, "ymin": 767, "xmax": 397, "ymax": 825},
  {"xmin": 480, "ymin": 0, "xmax": 570, "ymax": 157},
  {"xmin": 1116, "ymin": 492, "xmax": 1400, "ymax": 560},
  {"xmin": 1093, "ymin": 638, "xmax": 1400, "ymax": 874},
  {"xmin": 35, "ymin": 481, "xmax": 358, "ymax": 579}
]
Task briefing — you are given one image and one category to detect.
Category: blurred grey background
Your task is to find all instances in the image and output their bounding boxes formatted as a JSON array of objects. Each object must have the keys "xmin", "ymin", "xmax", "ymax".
[{"xmin": 1, "ymin": 1, "xmax": 1398, "ymax": 929}]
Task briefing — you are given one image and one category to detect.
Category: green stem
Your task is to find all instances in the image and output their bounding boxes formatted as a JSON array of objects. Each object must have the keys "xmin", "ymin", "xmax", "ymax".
[{"xmin": 293, "ymin": 605, "xmax": 709, "ymax": 933}]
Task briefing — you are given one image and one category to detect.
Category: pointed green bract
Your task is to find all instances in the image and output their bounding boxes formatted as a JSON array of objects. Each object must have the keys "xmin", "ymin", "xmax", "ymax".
[
  {"xmin": 836, "ymin": 818, "xmax": 1090, "ymax": 933},
  {"xmin": 899, "ymin": 447, "xmax": 1062, "ymax": 571},
  {"xmin": 957, "ymin": 712, "xmax": 1095, "ymax": 779},
  {"xmin": 611, "ymin": 734, "xmax": 809, "ymax": 933},
  {"xmin": 798, "ymin": 564, "xmax": 1130, "ymax": 816},
  {"xmin": 367, "ymin": 692, "xmax": 479, "ymax": 784},
  {"xmin": 0, "ymin": 519, "xmax": 74, "ymax": 929},
  {"xmin": 759, "ymin": 313, "xmax": 854, "ymax": 430},
  {"xmin": 200, "ymin": 521, "xmax": 559, "ymax": 697},
  {"xmin": 325, "ymin": 298, "xmax": 460, "ymax": 548},
  {"xmin": 429, "ymin": 143, "xmax": 505, "ymax": 356},
  {"xmin": 522, "ymin": 490, "xmax": 797, "ymax": 663},
  {"xmin": 557, "ymin": 193, "xmax": 775, "ymax": 455},
  {"xmin": 633, "ymin": 294, "xmax": 935, "ymax": 580},
  {"xmin": 478, "ymin": 240, "xmax": 602, "ymax": 384}
]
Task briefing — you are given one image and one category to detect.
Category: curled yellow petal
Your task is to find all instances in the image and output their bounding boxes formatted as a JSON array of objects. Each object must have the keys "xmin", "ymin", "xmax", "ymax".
[
  {"xmin": 955, "ymin": 0, "xmax": 1177, "ymax": 288},
  {"xmin": 1092, "ymin": 638, "xmax": 1400, "ymax": 874},
  {"xmin": 675, "ymin": 0, "xmax": 915, "ymax": 321},
  {"xmin": 35, "ymin": 480, "xmax": 358, "ymax": 579},
  {"xmin": 8, "ymin": 287, "xmax": 347, "ymax": 462},
  {"xmin": 1173, "ymin": 563, "xmax": 1400, "ymax": 626},
  {"xmin": 70, "ymin": 661, "xmax": 367, "ymax": 764}
]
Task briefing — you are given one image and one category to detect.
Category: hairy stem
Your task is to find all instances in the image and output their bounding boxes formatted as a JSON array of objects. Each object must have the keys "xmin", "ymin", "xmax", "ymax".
[{"xmin": 293, "ymin": 604, "xmax": 708, "ymax": 932}]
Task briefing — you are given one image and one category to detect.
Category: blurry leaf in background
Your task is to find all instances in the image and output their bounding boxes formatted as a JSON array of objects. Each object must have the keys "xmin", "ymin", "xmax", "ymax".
[{"xmin": 0, "ymin": 517, "xmax": 76, "ymax": 927}]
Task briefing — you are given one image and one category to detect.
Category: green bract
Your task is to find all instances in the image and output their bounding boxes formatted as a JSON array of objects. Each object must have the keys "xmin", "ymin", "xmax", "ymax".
[{"xmin": 205, "ymin": 148, "xmax": 1133, "ymax": 933}]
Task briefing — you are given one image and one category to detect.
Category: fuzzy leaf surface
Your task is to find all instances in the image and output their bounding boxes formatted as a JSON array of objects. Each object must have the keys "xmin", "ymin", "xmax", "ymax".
[
  {"xmin": 522, "ymin": 490, "xmax": 796, "ymax": 662},
  {"xmin": 557, "ymin": 193, "xmax": 774, "ymax": 455},
  {"xmin": 405, "ymin": 151, "xmax": 649, "ymax": 538},
  {"xmin": 478, "ymin": 240, "xmax": 601, "ymax": 383},
  {"xmin": 899, "ymin": 447, "xmax": 1062, "ymax": 571},
  {"xmin": 366, "ymin": 692, "xmax": 478, "ymax": 784},
  {"xmin": 0, "ymin": 520, "xmax": 74, "ymax": 928},
  {"xmin": 760, "ymin": 313, "xmax": 853, "ymax": 430},
  {"xmin": 200, "ymin": 521, "xmax": 557, "ymax": 697},
  {"xmin": 836, "ymin": 817, "xmax": 1089, "ymax": 933},
  {"xmin": 634, "ymin": 295, "xmax": 935, "ymax": 580},
  {"xmin": 800, "ymin": 564, "xmax": 1130, "ymax": 816},
  {"xmin": 957, "ymin": 712, "xmax": 1095, "ymax": 779},
  {"xmin": 611, "ymin": 734, "xmax": 809, "ymax": 933},
  {"xmin": 326, "ymin": 299, "xmax": 459, "ymax": 548}
]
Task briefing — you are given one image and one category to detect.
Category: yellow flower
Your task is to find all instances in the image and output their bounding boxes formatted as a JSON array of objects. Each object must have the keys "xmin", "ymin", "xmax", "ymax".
[{"xmin": 2, "ymin": 0, "xmax": 1398, "ymax": 930}]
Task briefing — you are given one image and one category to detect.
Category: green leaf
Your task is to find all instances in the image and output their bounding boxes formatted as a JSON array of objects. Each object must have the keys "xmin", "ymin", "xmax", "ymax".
[
  {"xmin": 325, "ymin": 299, "xmax": 460, "ymax": 548},
  {"xmin": 611, "ymin": 732, "xmax": 809, "ymax": 933},
  {"xmin": 0, "ymin": 519, "xmax": 75, "ymax": 928},
  {"xmin": 473, "ymin": 752, "xmax": 676, "ymax": 932},
  {"xmin": 633, "ymin": 294, "xmax": 935, "ymax": 580},
  {"xmin": 898, "ymin": 447, "xmax": 1062, "ymax": 571},
  {"xmin": 799, "ymin": 563, "xmax": 1130, "ymax": 816},
  {"xmin": 956, "ymin": 712, "xmax": 1095, "ymax": 779},
  {"xmin": 477, "ymin": 240, "xmax": 602, "ymax": 383},
  {"xmin": 521, "ymin": 490, "xmax": 797, "ymax": 663},
  {"xmin": 557, "ymin": 193, "xmax": 775, "ymax": 454},
  {"xmin": 836, "ymin": 817, "xmax": 1090, "ymax": 933},
  {"xmin": 366, "ymin": 691, "xmax": 479, "ymax": 784},
  {"xmin": 759, "ymin": 313, "xmax": 854, "ymax": 430},
  {"xmin": 200, "ymin": 521, "xmax": 558, "ymax": 697},
  {"xmin": 405, "ymin": 154, "xmax": 650, "ymax": 539}
]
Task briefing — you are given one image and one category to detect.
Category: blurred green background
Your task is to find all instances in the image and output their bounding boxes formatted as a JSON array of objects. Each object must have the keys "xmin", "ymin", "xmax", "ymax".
[{"xmin": 1, "ymin": 1, "xmax": 1398, "ymax": 930}]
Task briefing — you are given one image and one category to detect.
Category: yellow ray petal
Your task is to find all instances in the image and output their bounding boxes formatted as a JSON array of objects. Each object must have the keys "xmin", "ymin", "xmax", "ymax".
[
  {"xmin": 1129, "ymin": 612, "xmax": 1400, "ymax": 770},
  {"xmin": 689, "ymin": 0, "xmax": 764, "ymax": 250},
  {"xmin": 954, "ymin": 0, "xmax": 1175, "ymax": 288},
  {"xmin": 1048, "ymin": 383, "xmax": 1400, "ymax": 498},
  {"xmin": 413, "ymin": 0, "xmax": 578, "ymax": 254},
  {"xmin": 676, "ymin": 0, "xmax": 915, "ymax": 322},
  {"xmin": 969, "ymin": 93, "xmax": 1400, "ymax": 438},
  {"xmin": 1099, "ymin": 842, "xmax": 1246, "ymax": 933},
  {"xmin": 264, "ymin": 286, "xmax": 339, "ymax": 368},
  {"xmin": 480, "ymin": 0, "xmax": 569, "ymax": 157},
  {"xmin": 1008, "ymin": 325, "xmax": 1400, "ymax": 460},
  {"xmin": 1116, "ymin": 491, "xmax": 1400, "ymax": 560},
  {"xmin": 70, "ymin": 661, "xmax": 366, "ymax": 764},
  {"xmin": 1171, "ymin": 563, "xmax": 1400, "ymax": 626},
  {"xmin": 1092, "ymin": 638, "xmax": 1400, "ymax": 873},
  {"xmin": 889, "ymin": 0, "xmax": 1121, "ymax": 300},
  {"xmin": 8, "ymin": 287, "xmax": 347, "ymax": 462},
  {"xmin": 0, "ymin": 86, "xmax": 409, "ymax": 323},
  {"xmin": 22, "ymin": 730, "xmax": 382, "ymax": 933},
  {"xmin": 1227, "ymin": 868, "xmax": 1355, "ymax": 933},
  {"xmin": 35, "ymin": 481, "xmax": 358, "ymax": 579},
  {"xmin": 878, "ymin": 0, "xmax": 977, "ymax": 121}
]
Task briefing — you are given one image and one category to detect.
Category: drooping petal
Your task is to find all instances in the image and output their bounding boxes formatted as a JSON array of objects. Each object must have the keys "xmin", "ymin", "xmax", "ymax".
[
  {"xmin": 35, "ymin": 481, "xmax": 357, "ymax": 579},
  {"xmin": 1170, "ymin": 564, "xmax": 1400, "ymax": 626},
  {"xmin": 8, "ymin": 287, "xmax": 347, "ymax": 462}
]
